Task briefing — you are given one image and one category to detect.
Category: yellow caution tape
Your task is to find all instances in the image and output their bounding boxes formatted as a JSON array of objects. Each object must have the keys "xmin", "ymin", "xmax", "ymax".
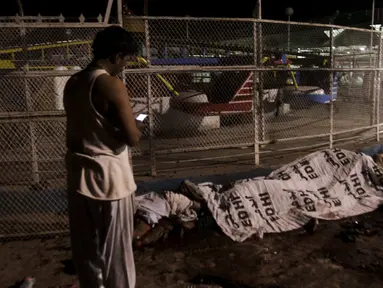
[{"xmin": 137, "ymin": 56, "xmax": 179, "ymax": 96}]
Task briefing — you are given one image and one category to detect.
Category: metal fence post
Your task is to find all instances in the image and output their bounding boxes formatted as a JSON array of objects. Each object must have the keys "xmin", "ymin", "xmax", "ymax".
[
  {"xmin": 117, "ymin": 0, "xmax": 123, "ymax": 26},
  {"xmin": 25, "ymin": 75, "xmax": 40, "ymax": 184},
  {"xmin": 372, "ymin": 54, "xmax": 377, "ymax": 126},
  {"xmin": 253, "ymin": 20, "xmax": 259, "ymax": 166},
  {"xmin": 376, "ymin": 30, "xmax": 382, "ymax": 141},
  {"xmin": 104, "ymin": 0, "xmax": 113, "ymax": 24},
  {"xmin": 145, "ymin": 18, "xmax": 156, "ymax": 176},
  {"xmin": 19, "ymin": 24, "xmax": 40, "ymax": 185},
  {"xmin": 257, "ymin": 20, "xmax": 265, "ymax": 143},
  {"xmin": 329, "ymin": 26, "xmax": 334, "ymax": 149},
  {"xmin": 370, "ymin": 0, "xmax": 375, "ymax": 68}
]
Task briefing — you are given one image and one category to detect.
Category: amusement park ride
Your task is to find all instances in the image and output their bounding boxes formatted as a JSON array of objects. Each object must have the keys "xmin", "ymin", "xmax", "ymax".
[{"xmin": 0, "ymin": 10, "xmax": 338, "ymax": 118}]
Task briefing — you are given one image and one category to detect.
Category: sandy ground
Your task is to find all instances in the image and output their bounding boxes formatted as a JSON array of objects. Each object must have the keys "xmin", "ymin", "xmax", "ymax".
[{"xmin": 2, "ymin": 210, "xmax": 383, "ymax": 288}]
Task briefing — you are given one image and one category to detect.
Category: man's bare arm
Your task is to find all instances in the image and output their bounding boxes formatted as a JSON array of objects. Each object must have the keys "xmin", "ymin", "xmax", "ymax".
[{"xmin": 94, "ymin": 74, "xmax": 142, "ymax": 146}]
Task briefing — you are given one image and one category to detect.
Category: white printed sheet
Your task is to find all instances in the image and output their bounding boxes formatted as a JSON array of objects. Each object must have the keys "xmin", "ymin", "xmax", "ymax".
[{"xmin": 192, "ymin": 149, "xmax": 383, "ymax": 242}]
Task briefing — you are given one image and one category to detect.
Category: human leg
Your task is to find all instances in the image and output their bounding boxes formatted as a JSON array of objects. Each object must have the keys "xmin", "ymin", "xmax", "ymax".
[{"xmin": 101, "ymin": 194, "xmax": 136, "ymax": 288}]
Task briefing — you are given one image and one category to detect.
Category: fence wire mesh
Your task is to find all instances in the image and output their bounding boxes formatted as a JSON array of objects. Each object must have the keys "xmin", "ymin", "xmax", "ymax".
[
  {"xmin": 147, "ymin": 19, "xmax": 254, "ymax": 64},
  {"xmin": 0, "ymin": 18, "xmax": 382, "ymax": 239},
  {"xmin": 0, "ymin": 25, "xmax": 110, "ymax": 238}
]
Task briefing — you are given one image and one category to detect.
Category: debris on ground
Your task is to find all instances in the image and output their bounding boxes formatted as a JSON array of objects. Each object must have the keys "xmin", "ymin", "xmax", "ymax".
[
  {"xmin": 186, "ymin": 274, "xmax": 283, "ymax": 288},
  {"xmin": 303, "ymin": 218, "xmax": 319, "ymax": 234},
  {"xmin": 134, "ymin": 218, "xmax": 174, "ymax": 248},
  {"xmin": 19, "ymin": 277, "xmax": 36, "ymax": 288},
  {"xmin": 337, "ymin": 220, "xmax": 380, "ymax": 243}
]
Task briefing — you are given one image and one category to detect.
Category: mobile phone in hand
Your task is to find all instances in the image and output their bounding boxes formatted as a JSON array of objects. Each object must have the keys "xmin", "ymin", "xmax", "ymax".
[{"xmin": 136, "ymin": 114, "xmax": 148, "ymax": 122}]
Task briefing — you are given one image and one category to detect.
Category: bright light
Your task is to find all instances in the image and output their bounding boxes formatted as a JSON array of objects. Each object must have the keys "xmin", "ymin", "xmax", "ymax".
[{"xmin": 324, "ymin": 29, "xmax": 345, "ymax": 38}]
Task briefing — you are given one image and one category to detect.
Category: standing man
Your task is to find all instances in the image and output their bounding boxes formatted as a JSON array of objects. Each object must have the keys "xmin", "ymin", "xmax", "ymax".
[{"xmin": 64, "ymin": 26, "xmax": 143, "ymax": 288}]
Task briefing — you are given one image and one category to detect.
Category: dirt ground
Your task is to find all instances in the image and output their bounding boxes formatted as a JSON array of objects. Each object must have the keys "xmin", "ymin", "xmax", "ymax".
[
  {"xmin": 0, "ymin": 119, "xmax": 381, "ymax": 287},
  {"xmin": 2, "ymin": 140, "xmax": 383, "ymax": 287},
  {"xmin": 2, "ymin": 210, "xmax": 383, "ymax": 288}
]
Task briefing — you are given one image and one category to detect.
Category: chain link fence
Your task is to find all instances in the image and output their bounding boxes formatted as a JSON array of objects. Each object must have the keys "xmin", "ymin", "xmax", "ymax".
[
  {"xmin": 0, "ymin": 16, "xmax": 382, "ymax": 239},
  {"xmin": 0, "ymin": 19, "xmax": 112, "ymax": 238}
]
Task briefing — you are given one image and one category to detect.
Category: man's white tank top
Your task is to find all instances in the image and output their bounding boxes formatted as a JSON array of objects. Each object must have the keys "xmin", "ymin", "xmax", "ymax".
[{"xmin": 64, "ymin": 68, "xmax": 137, "ymax": 200}]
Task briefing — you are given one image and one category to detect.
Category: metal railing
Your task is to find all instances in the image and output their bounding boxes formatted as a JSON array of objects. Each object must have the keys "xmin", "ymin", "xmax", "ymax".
[{"xmin": 0, "ymin": 16, "xmax": 382, "ymax": 239}]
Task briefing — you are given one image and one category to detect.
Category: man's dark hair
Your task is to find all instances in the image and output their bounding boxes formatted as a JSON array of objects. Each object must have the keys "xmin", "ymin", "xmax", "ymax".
[{"xmin": 92, "ymin": 26, "xmax": 138, "ymax": 59}]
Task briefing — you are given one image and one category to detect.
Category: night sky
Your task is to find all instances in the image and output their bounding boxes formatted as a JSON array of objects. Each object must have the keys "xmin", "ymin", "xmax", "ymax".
[{"xmin": 2, "ymin": 0, "xmax": 383, "ymax": 22}]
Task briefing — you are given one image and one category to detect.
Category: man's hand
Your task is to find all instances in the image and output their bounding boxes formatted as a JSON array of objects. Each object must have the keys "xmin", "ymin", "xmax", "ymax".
[{"xmin": 135, "ymin": 120, "xmax": 146, "ymax": 133}]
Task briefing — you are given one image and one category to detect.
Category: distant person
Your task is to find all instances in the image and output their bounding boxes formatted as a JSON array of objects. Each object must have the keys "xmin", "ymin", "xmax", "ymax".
[{"xmin": 64, "ymin": 26, "xmax": 144, "ymax": 288}]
